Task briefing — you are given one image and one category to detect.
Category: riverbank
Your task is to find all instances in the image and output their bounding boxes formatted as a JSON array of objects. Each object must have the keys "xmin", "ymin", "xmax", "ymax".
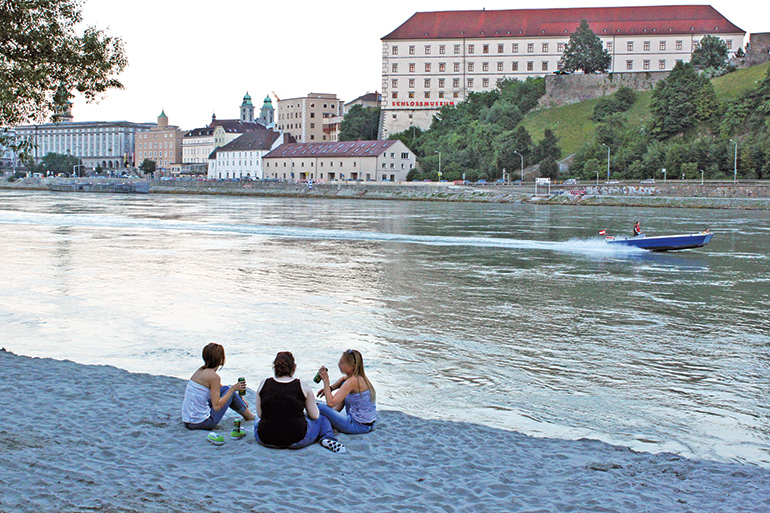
[
  {"xmin": 1, "ymin": 349, "xmax": 768, "ymax": 513},
  {"xmin": 3, "ymin": 177, "xmax": 770, "ymax": 209}
]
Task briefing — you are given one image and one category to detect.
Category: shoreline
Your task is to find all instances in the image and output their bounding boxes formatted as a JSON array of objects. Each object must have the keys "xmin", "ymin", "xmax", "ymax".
[
  {"xmin": 2, "ymin": 178, "xmax": 770, "ymax": 210},
  {"xmin": 1, "ymin": 349, "xmax": 768, "ymax": 512}
]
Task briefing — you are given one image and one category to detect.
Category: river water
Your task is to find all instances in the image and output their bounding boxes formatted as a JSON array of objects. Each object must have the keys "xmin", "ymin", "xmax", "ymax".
[{"xmin": 1, "ymin": 190, "xmax": 767, "ymax": 466}]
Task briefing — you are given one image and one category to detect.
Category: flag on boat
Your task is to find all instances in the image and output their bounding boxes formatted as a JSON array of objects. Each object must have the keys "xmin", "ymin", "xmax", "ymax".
[{"xmin": 599, "ymin": 230, "xmax": 606, "ymax": 235}]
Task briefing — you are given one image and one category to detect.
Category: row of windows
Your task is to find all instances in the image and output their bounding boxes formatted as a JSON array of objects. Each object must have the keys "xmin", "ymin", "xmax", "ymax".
[
  {"xmin": 138, "ymin": 132, "xmax": 174, "ymax": 139},
  {"xmin": 279, "ymin": 111, "xmax": 317, "ymax": 120},
  {"xmin": 392, "ymin": 39, "xmax": 731, "ymax": 56},
  {"xmin": 396, "ymin": 60, "xmax": 559, "ymax": 74},
  {"xmin": 139, "ymin": 141, "xmax": 174, "ymax": 149},
  {"xmin": 138, "ymin": 151, "xmax": 172, "ymax": 159}
]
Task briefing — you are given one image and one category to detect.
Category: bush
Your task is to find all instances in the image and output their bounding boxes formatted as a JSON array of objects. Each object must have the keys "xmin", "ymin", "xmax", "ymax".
[{"xmin": 539, "ymin": 157, "xmax": 560, "ymax": 179}]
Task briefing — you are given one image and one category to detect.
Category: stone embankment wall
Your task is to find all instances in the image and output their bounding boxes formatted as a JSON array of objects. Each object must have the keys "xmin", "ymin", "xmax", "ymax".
[{"xmin": 538, "ymin": 71, "xmax": 669, "ymax": 108}]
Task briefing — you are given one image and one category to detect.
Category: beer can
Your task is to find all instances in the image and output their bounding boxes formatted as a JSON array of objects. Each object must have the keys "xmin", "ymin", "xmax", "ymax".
[{"xmin": 237, "ymin": 377, "xmax": 246, "ymax": 396}]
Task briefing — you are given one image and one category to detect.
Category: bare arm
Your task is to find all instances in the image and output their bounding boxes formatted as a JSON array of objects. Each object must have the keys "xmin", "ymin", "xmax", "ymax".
[
  {"xmin": 316, "ymin": 376, "xmax": 345, "ymax": 398},
  {"xmin": 209, "ymin": 373, "xmax": 246, "ymax": 412},
  {"xmin": 255, "ymin": 378, "xmax": 267, "ymax": 418},
  {"xmin": 321, "ymin": 373, "xmax": 355, "ymax": 409},
  {"xmin": 302, "ymin": 380, "xmax": 319, "ymax": 420}
]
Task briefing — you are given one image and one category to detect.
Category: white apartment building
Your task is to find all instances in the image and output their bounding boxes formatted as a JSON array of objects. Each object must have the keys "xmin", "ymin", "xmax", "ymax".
[
  {"xmin": 207, "ymin": 130, "xmax": 293, "ymax": 180},
  {"xmin": 380, "ymin": 5, "xmax": 745, "ymax": 137},
  {"xmin": 263, "ymin": 140, "xmax": 416, "ymax": 182},
  {"xmin": 275, "ymin": 93, "xmax": 343, "ymax": 143},
  {"xmin": 182, "ymin": 117, "xmax": 265, "ymax": 164}
]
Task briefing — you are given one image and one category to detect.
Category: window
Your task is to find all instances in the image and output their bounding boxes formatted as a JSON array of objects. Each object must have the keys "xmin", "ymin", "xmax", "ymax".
[
  {"xmin": 676, "ymin": 40, "xmax": 683, "ymax": 51},
  {"xmin": 467, "ymin": 78, "xmax": 474, "ymax": 88},
  {"xmin": 512, "ymin": 61, "xmax": 519, "ymax": 71},
  {"xmin": 643, "ymin": 60, "xmax": 650, "ymax": 70},
  {"xmin": 468, "ymin": 44, "xmax": 475, "ymax": 54},
  {"xmin": 439, "ymin": 45, "xmax": 446, "ymax": 54},
  {"xmin": 693, "ymin": 40, "xmax": 700, "ymax": 49},
  {"xmin": 453, "ymin": 91, "xmax": 460, "ymax": 98},
  {"xmin": 391, "ymin": 92, "xmax": 398, "ymax": 99},
  {"xmin": 497, "ymin": 43, "xmax": 504, "ymax": 53},
  {"xmin": 409, "ymin": 63, "xmax": 415, "ymax": 72},
  {"xmin": 541, "ymin": 61, "xmax": 548, "ymax": 71},
  {"xmin": 425, "ymin": 45, "xmax": 431, "ymax": 55},
  {"xmin": 438, "ymin": 78, "xmax": 445, "ymax": 88},
  {"xmin": 482, "ymin": 78, "xmax": 489, "ymax": 88},
  {"xmin": 527, "ymin": 61, "xmax": 534, "ymax": 71},
  {"xmin": 391, "ymin": 79, "xmax": 398, "ymax": 88},
  {"xmin": 409, "ymin": 45, "xmax": 415, "ymax": 55},
  {"xmin": 424, "ymin": 78, "xmax": 431, "ymax": 88},
  {"xmin": 659, "ymin": 59, "xmax": 666, "ymax": 70},
  {"xmin": 483, "ymin": 44, "xmax": 489, "ymax": 54},
  {"xmin": 644, "ymin": 41, "xmax": 650, "ymax": 51},
  {"xmin": 424, "ymin": 91, "xmax": 430, "ymax": 98},
  {"xmin": 606, "ymin": 42, "xmax": 613, "ymax": 52},
  {"xmin": 497, "ymin": 61, "xmax": 504, "ymax": 71},
  {"xmin": 626, "ymin": 60, "xmax": 633, "ymax": 70},
  {"xmin": 512, "ymin": 43, "xmax": 519, "ymax": 53},
  {"xmin": 542, "ymin": 43, "xmax": 549, "ymax": 53},
  {"xmin": 468, "ymin": 62, "xmax": 474, "ymax": 72},
  {"xmin": 391, "ymin": 63, "xmax": 398, "ymax": 73},
  {"xmin": 726, "ymin": 39, "xmax": 732, "ymax": 50},
  {"xmin": 454, "ymin": 62, "xmax": 460, "ymax": 72},
  {"xmin": 482, "ymin": 62, "xmax": 489, "ymax": 71},
  {"xmin": 627, "ymin": 41, "xmax": 634, "ymax": 51},
  {"xmin": 425, "ymin": 63, "xmax": 431, "ymax": 72},
  {"xmin": 527, "ymin": 43, "xmax": 534, "ymax": 53},
  {"xmin": 408, "ymin": 78, "xmax": 415, "ymax": 88},
  {"xmin": 453, "ymin": 78, "xmax": 460, "ymax": 88},
  {"xmin": 454, "ymin": 44, "xmax": 461, "ymax": 54},
  {"xmin": 439, "ymin": 62, "xmax": 446, "ymax": 72},
  {"xmin": 408, "ymin": 91, "xmax": 414, "ymax": 98},
  {"xmin": 659, "ymin": 41, "xmax": 666, "ymax": 51},
  {"xmin": 392, "ymin": 46, "xmax": 398, "ymax": 55},
  {"xmin": 557, "ymin": 43, "xmax": 565, "ymax": 53},
  {"xmin": 438, "ymin": 91, "xmax": 445, "ymax": 98}
]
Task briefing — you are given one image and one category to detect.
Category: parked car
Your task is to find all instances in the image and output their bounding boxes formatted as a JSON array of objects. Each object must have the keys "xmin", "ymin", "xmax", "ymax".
[
  {"xmin": 564, "ymin": 178, "xmax": 578, "ymax": 185},
  {"xmin": 495, "ymin": 178, "xmax": 506, "ymax": 184},
  {"xmin": 512, "ymin": 180, "xmax": 524, "ymax": 185},
  {"xmin": 640, "ymin": 179, "xmax": 656, "ymax": 184},
  {"xmin": 604, "ymin": 180, "xmax": 621, "ymax": 184},
  {"xmin": 476, "ymin": 179, "xmax": 488, "ymax": 185}
]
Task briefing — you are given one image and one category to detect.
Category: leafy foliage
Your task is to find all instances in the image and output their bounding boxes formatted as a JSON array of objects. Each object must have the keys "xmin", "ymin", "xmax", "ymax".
[
  {"xmin": 691, "ymin": 35, "xmax": 729, "ymax": 69},
  {"xmin": 139, "ymin": 158, "xmax": 156, "ymax": 174},
  {"xmin": 650, "ymin": 62, "xmax": 717, "ymax": 138},
  {"xmin": 389, "ymin": 78, "xmax": 553, "ymax": 181},
  {"xmin": 33, "ymin": 152, "xmax": 82, "ymax": 176},
  {"xmin": 0, "ymin": 0, "xmax": 126, "ymax": 157},
  {"xmin": 592, "ymin": 87, "xmax": 637, "ymax": 122},
  {"xmin": 559, "ymin": 20, "xmax": 612, "ymax": 74},
  {"xmin": 339, "ymin": 105, "xmax": 381, "ymax": 141}
]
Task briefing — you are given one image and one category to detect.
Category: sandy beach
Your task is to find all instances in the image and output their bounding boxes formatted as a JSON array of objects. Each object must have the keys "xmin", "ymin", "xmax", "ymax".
[{"xmin": 0, "ymin": 349, "xmax": 768, "ymax": 513}]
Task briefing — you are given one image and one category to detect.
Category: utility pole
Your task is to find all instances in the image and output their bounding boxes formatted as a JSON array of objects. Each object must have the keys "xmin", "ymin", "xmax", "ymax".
[
  {"xmin": 601, "ymin": 143, "xmax": 611, "ymax": 182},
  {"xmin": 513, "ymin": 150, "xmax": 524, "ymax": 181},
  {"xmin": 730, "ymin": 139, "xmax": 738, "ymax": 183}
]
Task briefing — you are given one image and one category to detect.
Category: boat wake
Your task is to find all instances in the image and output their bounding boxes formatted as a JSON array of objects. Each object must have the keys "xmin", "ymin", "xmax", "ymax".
[{"xmin": 0, "ymin": 210, "xmax": 647, "ymax": 257}]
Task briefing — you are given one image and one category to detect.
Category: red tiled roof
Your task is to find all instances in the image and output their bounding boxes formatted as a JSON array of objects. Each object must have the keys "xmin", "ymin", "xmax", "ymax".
[
  {"xmin": 382, "ymin": 5, "xmax": 744, "ymax": 40},
  {"xmin": 264, "ymin": 141, "xmax": 398, "ymax": 159}
]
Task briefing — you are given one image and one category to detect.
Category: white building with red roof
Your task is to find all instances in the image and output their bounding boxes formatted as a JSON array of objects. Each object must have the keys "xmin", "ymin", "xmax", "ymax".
[
  {"xmin": 263, "ymin": 140, "xmax": 416, "ymax": 182},
  {"xmin": 380, "ymin": 5, "xmax": 745, "ymax": 137}
]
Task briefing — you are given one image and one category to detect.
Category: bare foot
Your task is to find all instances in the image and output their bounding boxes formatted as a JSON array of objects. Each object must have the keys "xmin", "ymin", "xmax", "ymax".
[{"xmin": 242, "ymin": 410, "xmax": 256, "ymax": 422}]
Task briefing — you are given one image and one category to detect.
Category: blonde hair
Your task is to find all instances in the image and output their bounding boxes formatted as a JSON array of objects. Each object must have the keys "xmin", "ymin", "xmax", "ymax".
[{"xmin": 342, "ymin": 349, "xmax": 375, "ymax": 402}]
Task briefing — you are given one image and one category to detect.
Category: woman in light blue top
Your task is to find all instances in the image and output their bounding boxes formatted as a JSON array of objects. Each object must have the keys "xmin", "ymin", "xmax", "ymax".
[{"xmin": 317, "ymin": 349, "xmax": 376, "ymax": 435}]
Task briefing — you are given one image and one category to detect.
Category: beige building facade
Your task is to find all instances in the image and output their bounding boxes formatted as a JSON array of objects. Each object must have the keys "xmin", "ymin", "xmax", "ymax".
[
  {"xmin": 134, "ymin": 111, "xmax": 183, "ymax": 173},
  {"xmin": 275, "ymin": 93, "xmax": 343, "ymax": 143},
  {"xmin": 380, "ymin": 5, "xmax": 745, "ymax": 137},
  {"xmin": 263, "ymin": 140, "xmax": 416, "ymax": 182}
]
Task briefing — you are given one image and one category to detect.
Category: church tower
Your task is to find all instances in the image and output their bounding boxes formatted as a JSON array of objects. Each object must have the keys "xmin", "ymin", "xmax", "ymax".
[
  {"xmin": 240, "ymin": 92, "xmax": 255, "ymax": 123},
  {"xmin": 259, "ymin": 95, "xmax": 275, "ymax": 126},
  {"xmin": 52, "ymin": 83, "xmax": 74, "ymax": 123},
  {"xmin": 157, "ymin": 109, "xmax": 169, "ymax": 128}
]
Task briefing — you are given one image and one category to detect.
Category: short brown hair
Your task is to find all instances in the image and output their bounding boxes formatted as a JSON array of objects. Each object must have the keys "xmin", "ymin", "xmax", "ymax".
[
  {"xmin": 201, "ymin": 343, "xmax": 225, "ymax": 370},
  {"xmin": 273, "ymin": 351, "xmax": 295, "ymax": 377}
]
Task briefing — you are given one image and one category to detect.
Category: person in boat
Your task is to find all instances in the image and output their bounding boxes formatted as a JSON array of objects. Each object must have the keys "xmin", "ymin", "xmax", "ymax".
[
  {"xmin": 182, "ymin": 343, "xmax": 255, "ymax": 430},
  {"xmin": 316, "ymin": 349, "xmax": 377, "ymax": 435},
  {"xmin": 254, "ymin": 351, "xmax": 345, "ymax": 453},
  {"xmin": 633, "ymin": 221, "xmax": 643, "ymax": 237}
]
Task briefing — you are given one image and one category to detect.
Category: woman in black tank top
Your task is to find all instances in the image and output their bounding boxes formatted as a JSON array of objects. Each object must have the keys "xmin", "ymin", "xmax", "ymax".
[{"xmin": 254, "ymin": 352, "xmax": 346, "ymax": 453}]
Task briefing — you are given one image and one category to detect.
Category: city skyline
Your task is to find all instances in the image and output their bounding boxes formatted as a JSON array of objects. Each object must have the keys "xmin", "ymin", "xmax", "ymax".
[{"xmin": 71, "ymin": 0, "xmax": 768, "ymax": 129}]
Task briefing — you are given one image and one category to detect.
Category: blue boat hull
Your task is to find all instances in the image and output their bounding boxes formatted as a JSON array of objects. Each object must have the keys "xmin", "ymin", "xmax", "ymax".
[{"xmin": 606, "ymin": 233, "xmax": 713, "ymax": 252}]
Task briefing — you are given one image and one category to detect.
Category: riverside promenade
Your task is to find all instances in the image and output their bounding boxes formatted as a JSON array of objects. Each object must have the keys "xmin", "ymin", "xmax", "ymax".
[{"xmin": 2, "ymin": 177, "xmax": 769, "ymax": 209}]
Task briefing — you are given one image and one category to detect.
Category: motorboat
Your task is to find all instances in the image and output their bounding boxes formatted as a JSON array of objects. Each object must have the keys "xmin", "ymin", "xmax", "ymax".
[{"xmin": 604, "ymin": 231, "xmax": 713, "ymax": 252}]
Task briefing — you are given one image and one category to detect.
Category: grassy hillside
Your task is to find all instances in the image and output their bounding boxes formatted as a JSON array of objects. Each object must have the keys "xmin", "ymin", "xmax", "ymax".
[{"xmin": 522, "ymin": 62, "xmax": 770, "ymax": 156}]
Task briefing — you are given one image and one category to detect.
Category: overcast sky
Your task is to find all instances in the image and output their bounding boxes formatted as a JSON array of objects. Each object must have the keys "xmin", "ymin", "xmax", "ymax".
[{"xmin": 74, "ymin": 0, "xmax": 766, "ymax": 129}]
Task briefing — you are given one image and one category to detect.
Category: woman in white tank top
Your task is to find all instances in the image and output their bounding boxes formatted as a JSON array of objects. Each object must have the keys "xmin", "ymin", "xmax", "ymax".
[{"xmin": 182, "ymin": 343, "xmax": 255, "ymax": 430}]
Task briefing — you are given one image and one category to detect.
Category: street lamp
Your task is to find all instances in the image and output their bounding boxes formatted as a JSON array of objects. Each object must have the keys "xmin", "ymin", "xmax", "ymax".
[
  {"xmin": 601, "ymin": 143, "xmax": 611, "ymax": 182},
  {"xmin": 435, "ymin": 151, "xmax": 442, "ymax": 181},
  {"xmin": 729, "ymin": 139, "xmax": 738, "ymax": 183},
  {"xmin": 73, "ymin": 164, "xmax": 86, "ymax": 178},
  {"xmin": 700, "ymin": 169, "xmax": 704, "ymax": 186},
  {"xmin": 513, "ymin": 150, "xmax": 524, "ymax": 181}
]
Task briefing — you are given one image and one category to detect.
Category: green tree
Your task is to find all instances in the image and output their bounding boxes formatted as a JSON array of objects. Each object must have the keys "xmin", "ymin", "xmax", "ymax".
[
  {"xmin": 485, "ymin": 101, "xmax": 523, "ymax": 130},
  {"xmin": 580, "ymin": 158, "xmax": 604, "ymax": 181},
  {"xmin": 539, "ymin": 157, "xmax": 560, "ymax": 180},
  {"xmin": 690, "ymin": 34, "xmax": 729, "ymax": 69},
  {"xmin": 533, "ymin": 128, "xmax": 562, "ymax": 162},
  {"xmin": 139, "ymin": 158, "xmax": 156, "ymax": 175},
  {"xmin": 560, "ymin": 20, "xmax": 612, "ymax": 74},
  {"xmin": 39, "ymin": 152, "xmax": 82, "ymax": 176},
  {"xmin": 339, "ymin": 104, "xmax": 381, "ymax": 141},
  {"xmin": 650, "ymin": 62, "xmax": 713, "ymax": 138},
  {"xmin": 0, "ymin": 0, "xmax": 127, "ymax": 157}
]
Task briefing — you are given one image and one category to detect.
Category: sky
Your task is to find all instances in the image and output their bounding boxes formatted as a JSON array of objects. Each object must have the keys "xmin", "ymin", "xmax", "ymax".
[{"xmin": 74, "ymin": 0, "xmax": 768, "ymax": 130}]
